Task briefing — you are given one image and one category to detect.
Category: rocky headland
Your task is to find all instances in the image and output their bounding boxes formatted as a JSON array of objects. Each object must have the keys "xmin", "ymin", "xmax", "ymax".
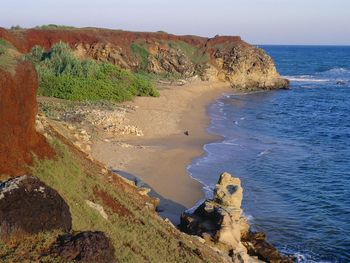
[{"xmin": 0, "ymin": 27, "xmax": 288, "ymax": 90}]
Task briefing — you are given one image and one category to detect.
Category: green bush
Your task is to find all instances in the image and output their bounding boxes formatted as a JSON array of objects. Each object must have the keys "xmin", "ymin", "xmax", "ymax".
[
  {"xmin": 35, "ymin": 24, "xmax": 75, "ymax": 30},
  {"xmin": 26, "ymin": 41, "xmax": 159, "ymax": 102}
]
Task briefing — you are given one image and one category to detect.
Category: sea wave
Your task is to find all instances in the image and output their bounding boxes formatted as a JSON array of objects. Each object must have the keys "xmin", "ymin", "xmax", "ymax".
[
  {"xmin": 320, "ymin": 67, "xmax": 350, "ymax": 74},
  {"xmin": 284, "ymin": 76, "xmax": 330, "ymax": 83}
]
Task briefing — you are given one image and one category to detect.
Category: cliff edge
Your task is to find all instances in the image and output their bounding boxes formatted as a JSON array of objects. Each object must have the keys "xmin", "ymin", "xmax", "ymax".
[{"xmin": 0, "ymin": 27, "xmax": 288, "ymax": 90}]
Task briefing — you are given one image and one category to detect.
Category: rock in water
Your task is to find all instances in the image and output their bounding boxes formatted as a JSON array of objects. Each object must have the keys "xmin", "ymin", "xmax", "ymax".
[
  {"xmin": 51, "ymin": 231, "xmax": 116, "ymax": 263},
  {"xmin": 180, "ymin": 172, "xmax": 292, "ymax": 263},
  {"xmin": 180, "ymin": 172, "xmax": 251, "ymax": 260},
  {"xmin": 0, "ymin": 175, "xmax": 72, "ymax": 239}
]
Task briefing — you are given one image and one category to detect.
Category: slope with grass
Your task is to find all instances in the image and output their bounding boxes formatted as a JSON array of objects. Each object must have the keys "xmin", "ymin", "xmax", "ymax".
[{"xmin": 28, "ymin": 127, "xmax": 227, "ymax": 262}]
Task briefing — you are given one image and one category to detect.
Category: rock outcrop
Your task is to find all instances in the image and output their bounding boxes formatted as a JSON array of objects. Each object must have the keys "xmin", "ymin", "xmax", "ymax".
[
  {"xmin": 180, "ymin": 172, "xmax": 292, "ymax": 263},
  {"xmin": 207, "ymin": 40, "xmax": 289, "ymax": 90},
  {"xmin": 0, "ymin": 60, "xmax": 54, "ymax": 176},
  {"xmin": 0, "ymin": 175, "xmax": 71, "ymax": 239},
  {"xmin": 0, "ymin": 28, "xmax": 288, "ymax": 90},
  {"xmin": 50, "ymin": 231, "xmax": 116, "ymax": 263}
]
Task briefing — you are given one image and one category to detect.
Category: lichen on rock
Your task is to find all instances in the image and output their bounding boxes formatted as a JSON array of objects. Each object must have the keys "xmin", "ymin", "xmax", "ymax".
[{"xmin": 0, "ymin": 175, "xmax": 72, "ymax": 239}]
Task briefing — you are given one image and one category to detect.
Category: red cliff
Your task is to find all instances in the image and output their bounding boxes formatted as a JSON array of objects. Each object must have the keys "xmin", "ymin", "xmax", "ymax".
[{"xmin": 0, "ymin": 61, "xmax": 55, "ymax": 176}]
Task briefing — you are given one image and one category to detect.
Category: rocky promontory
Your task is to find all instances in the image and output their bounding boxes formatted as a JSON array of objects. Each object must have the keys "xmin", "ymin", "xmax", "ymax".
[
  {"xmin": 0, "ymin": 27, "xmax": 288, "ymax": 91},
  {"xmin": 181, "ymin": 172, "xmax": 293, "ymax": 263}
]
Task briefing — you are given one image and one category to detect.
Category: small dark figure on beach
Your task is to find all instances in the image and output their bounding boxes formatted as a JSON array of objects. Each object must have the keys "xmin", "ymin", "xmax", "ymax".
[{"xmin": 184, "ymin": 131, "xmax": 189, "ymax": 136}]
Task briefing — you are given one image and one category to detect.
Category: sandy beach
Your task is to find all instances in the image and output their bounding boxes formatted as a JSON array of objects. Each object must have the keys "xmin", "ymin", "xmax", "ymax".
[{"xmin": 91, "ymin": 80, "xmax": 232, "ymax": 221}]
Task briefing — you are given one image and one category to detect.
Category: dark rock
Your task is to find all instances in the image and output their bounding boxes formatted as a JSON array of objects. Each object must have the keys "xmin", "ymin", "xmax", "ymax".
[
  {"xmin": 51, "ymin": 231, "xmax": 116, "ymax": 263},
  {"xmin": 0, "ymin": 175, "xmax": 71, "ymax": 239},
  {"xmin": 336, "ymin": 80, "xmax": 347, "ymax": 85},
  {"xmin": 242, "ymin": 231, "xmax": 294, "ymax": 263},
  {"xmin": 184, "ymin": 131, "xmax": 189, "ymax": 136}
]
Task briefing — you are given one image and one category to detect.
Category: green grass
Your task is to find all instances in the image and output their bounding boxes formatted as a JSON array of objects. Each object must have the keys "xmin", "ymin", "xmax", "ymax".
[
  {"xmin": 130, "ymin": 43, "xmax": 150, "ymax": 71},
  {"xmin": 0, "ymin": 231, "xmax": 62, "ymax": 262},
  {"xmin": 25, "ymin": 42, "xmax": 159, "ymax": 102},
  {"xmin": 168, "ymin": 40, "xmax": 209, "ymax": 65},
  {"xmin": 29, "ymin": 139, "xmax": 218, "ymax": 262},
  {"xmin": 0, "ymin": 39, "xmax": 18, "ymax": 74}
]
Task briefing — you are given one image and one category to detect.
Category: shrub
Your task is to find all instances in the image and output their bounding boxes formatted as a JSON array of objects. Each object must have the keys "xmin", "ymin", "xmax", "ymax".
[
  {"xmin": 26, "ymin": 42, "xmax": 159, "ymax": 102},
  {"xmin": 35, "ymin": 24, "xmax": 75, "ymax": 30}
]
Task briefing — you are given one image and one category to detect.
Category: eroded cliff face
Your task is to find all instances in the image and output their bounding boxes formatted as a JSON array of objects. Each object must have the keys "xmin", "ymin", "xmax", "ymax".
[
  {"xmin": 0, "ymin": 60, "xmax": 54, "ymax": 176},
  {"xmin": 0, "ymin": 28, "xmax": 288, "ymax": 90},
  {"xmin": 207, "ymin": 40, "xmax": 289, "ymax": 90}
]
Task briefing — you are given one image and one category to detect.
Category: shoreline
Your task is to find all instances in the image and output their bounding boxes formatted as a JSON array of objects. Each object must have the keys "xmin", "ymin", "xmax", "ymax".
[{"xmin": 91, "ymin": 80, "xmax": 233, "ymax": 222}]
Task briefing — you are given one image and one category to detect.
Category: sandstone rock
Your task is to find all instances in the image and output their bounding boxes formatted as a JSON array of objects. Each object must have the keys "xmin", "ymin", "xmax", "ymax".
[
  {"xmin": 138, "ymin": 187, "xmax": 151, "ymax": 196},
  {"xmin": 180, "ymin": 173, "xmax": 246, "ymax": 246},
  {"xmin": 214, "ymin": 172, "xmax": 243, "ymax": 208},
  {"xmin": 51, "ymin": 231, "xmax": 116, "ymax": 263},
  {"xmin": 242, "ymin": 232, "xmax": 294, "ymax": 263},
  {"xmin": 0, "ymin": 175, "xmax": 71, "ymax": 239},
  {"xmin": 205, "ymin": 37, "xmax": 289, "ymax": 90},
  {"xmin": 85, "ymin": 200, "xmax": 108, "ymax": 220},
  {"xmin": 180, "ymin": 172, "xmax": 290, "ymax": 262}
]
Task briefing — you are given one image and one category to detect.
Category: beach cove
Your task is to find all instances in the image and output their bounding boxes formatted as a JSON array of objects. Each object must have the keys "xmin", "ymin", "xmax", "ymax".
[{"xmin": 91, "ymin": 80, "xmax": 233, "ymax": 222}]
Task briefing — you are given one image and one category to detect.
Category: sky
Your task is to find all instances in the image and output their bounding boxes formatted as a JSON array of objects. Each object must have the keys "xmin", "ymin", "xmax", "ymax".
[{"xmin": 1, "ymin": 0, "xmax": 350, "ymax": 45}]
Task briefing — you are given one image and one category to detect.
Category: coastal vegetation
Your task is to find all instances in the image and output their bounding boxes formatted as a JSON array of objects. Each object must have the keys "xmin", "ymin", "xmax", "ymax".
[{"xmin": 25, "ymin": 41, "xmax": 159, "ymax": 102}]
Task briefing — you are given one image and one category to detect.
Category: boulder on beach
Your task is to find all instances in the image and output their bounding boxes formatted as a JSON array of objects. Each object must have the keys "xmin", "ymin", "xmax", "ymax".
[{"xmin": 0, "ymin": 175, "xmax": 72, "ymax": 239}]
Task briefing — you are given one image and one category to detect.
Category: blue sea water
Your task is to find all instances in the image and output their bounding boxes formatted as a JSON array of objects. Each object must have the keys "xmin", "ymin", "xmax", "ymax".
[{"xmin": 188, "ymin": 46, "xmax": 350, "ymax": 262}]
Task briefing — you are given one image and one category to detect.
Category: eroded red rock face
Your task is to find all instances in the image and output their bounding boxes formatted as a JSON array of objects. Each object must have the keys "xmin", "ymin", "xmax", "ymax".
[{"xmin": 0, "ymin": 61, "xmax": 55, "ymax": 176}]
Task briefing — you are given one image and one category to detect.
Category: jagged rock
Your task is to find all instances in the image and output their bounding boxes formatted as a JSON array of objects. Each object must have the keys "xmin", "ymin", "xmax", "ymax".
[
  {"xmin": 209, "ymin": 41, "xmax": 289, "ymax": 90},
  {"xmin": 51, "ymin": 231, "xmax": 116, "ymax": 263},
  {"xmin": 180, "ymin": 172, "xmax": 291, "ymax": 262},
  {"xmin": 0, "ymin": 175, "xmax": 71, "ymax": 239},
  {"xmin": 180, "ymin": 172, "xmax": 247, "ymax": 248},
  {"xmin": 146, "ymin": 44, "xmax": 196, "ymax": 78},
  {"xmin": 242, "ymin": 232, "xmax": 294, "ymax": 263},
  {"xmin": 336, "ymin": 80, "xmax": 347, "ymax": 85}
]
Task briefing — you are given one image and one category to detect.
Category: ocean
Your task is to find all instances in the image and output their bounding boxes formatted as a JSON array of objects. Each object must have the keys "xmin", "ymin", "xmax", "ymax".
[{"xmin": 188, "ymin": 46, "xmax": 350, "ymax": 262}]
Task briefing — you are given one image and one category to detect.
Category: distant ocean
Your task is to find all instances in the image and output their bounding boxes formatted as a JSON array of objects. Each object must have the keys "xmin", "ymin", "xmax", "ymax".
[{"xmin": 188, "ymin": 46, "xmax": 350, "ymax": 262}]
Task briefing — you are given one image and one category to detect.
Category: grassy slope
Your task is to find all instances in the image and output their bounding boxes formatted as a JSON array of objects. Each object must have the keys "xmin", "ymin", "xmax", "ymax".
[
  {"xmin": 11, "ymin": 126, "xmax": 223, "ymax": 263},
  {"xmin": 0, "ymin": 39, "xmax": 18, "ymax": 74}
]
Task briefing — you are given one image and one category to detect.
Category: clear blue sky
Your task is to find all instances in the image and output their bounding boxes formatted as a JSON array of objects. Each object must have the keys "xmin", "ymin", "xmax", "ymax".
[{"xmin": 1, "ymin": 0, "xmax": 350, "ymax": 45}]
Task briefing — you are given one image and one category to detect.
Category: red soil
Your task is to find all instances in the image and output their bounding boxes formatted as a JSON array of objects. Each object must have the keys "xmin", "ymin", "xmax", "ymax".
[
  {"xmin": 0, "ymin": 61, "xmax": 55, "ymax": 176},
  {"xmin": 93, "ymin": 187, "xmax": 133, "ymax": 217},
  {"xmin": 0, "ymin": 27, "xmax": 243, "ymax": 54}
]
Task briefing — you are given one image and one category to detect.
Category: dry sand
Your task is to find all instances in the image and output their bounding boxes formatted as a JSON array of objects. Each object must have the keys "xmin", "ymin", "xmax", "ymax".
[{"xmin": 91, "ymin": 80, "xmax": 232, "ymax": 222}]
